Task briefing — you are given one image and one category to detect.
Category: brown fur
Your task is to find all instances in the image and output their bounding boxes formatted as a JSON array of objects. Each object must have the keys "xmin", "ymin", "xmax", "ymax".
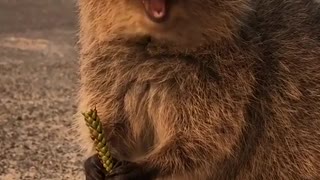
[{"xmin": 75, "ymin": 0, "xmax": 320, "ymax": 179}]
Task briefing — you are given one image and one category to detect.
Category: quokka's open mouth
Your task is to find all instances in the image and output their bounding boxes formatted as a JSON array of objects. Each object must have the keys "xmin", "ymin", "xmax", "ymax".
[{"xmin": 142, "ymin": 0, "xmax": 170, "ymax": 23}]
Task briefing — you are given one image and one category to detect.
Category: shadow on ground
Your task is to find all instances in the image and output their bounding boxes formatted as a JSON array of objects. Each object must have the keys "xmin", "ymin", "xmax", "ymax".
[{"xmin": 0, "ymin": 0, "xmax": 83, "ymax": 179}]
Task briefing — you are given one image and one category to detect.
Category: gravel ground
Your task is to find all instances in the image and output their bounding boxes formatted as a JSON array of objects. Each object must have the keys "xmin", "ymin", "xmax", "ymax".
[{"xmin": 0, "ymin": 0, "xmax": 84, "ymax": 179}]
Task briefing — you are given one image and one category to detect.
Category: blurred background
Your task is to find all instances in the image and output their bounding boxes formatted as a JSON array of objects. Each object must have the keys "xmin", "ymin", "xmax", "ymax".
[{"xmin": 0, "ymin": 0, "xmax": 83, "ymax": 179}]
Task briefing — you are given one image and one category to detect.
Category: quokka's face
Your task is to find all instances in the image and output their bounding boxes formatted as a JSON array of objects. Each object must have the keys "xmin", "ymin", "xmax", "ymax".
[{"xmin": 80, "ymin": 0, "xmax": 250, "ymax": 46}]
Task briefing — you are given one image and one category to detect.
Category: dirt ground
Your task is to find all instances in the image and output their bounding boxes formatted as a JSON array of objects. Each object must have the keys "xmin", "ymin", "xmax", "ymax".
[{"xmin": 0, "ymin": 0, "xmax": 84, "ymax": 179}]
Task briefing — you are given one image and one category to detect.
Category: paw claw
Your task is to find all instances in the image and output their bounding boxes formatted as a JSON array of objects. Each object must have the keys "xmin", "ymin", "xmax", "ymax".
[
  {"xmin": 107, "ymin": 161, "xmax": 155, "ymax": 180},
  {"xmin": 84, "ymin": 154, "xmax": 107, "ymax": 180}
]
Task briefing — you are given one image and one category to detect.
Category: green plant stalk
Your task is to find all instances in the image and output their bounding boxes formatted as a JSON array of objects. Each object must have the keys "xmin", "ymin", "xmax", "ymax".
[{"xmin": 82, "ymin": 108, "xmax": 113, "ymax": 173}]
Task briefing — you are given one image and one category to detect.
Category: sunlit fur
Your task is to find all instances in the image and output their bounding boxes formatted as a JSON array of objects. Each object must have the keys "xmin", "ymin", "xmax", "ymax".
[{"xmin": 75, "ymin": 0, "xmax": 320, "ymax": 179}]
